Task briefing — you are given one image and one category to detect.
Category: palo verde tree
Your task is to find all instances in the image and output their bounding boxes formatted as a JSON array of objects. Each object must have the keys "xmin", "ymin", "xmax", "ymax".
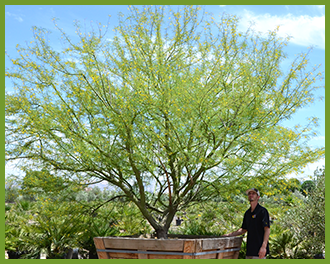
[{"xmin": 5, "ymin": 6, "xmax": 324, "ymax": 238}]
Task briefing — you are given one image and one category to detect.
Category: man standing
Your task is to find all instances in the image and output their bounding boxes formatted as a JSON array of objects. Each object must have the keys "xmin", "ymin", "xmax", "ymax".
[{"xmin": 223, "ymin": 188, "xmax": 270, "ymax": 259}]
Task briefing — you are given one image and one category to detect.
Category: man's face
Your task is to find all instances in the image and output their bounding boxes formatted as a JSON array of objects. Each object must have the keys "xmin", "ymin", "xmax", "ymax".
[{"xmin": 247, "ymin": 191, "xmax": 259, "ymax": 202}]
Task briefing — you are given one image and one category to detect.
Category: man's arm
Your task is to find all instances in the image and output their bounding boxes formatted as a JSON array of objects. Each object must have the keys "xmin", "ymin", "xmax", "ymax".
[
  {"xmin": 258, "ymin": 226, "xmax": 270, "ymax": 258},
  {"xmin": 223, "ymin": 228, "xmax": 247, "ymax": 237}
]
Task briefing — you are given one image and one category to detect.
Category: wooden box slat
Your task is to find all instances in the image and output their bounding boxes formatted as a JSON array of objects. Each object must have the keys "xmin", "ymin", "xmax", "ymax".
[
  {"xmin": 182, "ymin": 240, "xmax": 195, "ymax": 259},
  {"xmin": 94, "ymin": 236, "xmax": 243, "ymax": 259},
  {"xmin": 107, "ymin": 252, "xmax": 138, "ymax": 259},
  {"xmin": 93, "ymin": 237, "xmax": 108, "ymax": 259},
  {"xmin": 102, "ymin": 236, "xmax": 184, "ymax": 252},
  {"xmin": 147, "ymin": 253, "xmax": 182, "ymax": 259},
  {"xmin": 201, "ymin": 236, "xmax": 242, "ymax": 250}
]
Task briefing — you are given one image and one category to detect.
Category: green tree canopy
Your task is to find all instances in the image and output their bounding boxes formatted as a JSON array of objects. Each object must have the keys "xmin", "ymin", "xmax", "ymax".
[
  {"xmin": 21, "ymin": 169, "xmax": 73, "ymax": 196},
  {"xmin": 283, "ymin": 167, "xmax": 325, "ymax": 256},
  {"xmin": 5, "ymin": 6, "xmax": 324, "ymax": 238},
  {"xmin": 301, "ymin": 180, "xmax": 316, "ymax": 196}
]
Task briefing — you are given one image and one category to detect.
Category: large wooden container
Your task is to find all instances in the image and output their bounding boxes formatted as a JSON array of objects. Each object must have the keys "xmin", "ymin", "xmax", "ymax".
[{"xmin": 94, "ymin": 235, "xmax": 243, "ymax": 259}]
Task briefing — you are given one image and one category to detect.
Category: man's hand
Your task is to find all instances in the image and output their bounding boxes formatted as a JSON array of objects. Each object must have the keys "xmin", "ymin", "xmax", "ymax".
[
  {"xmin": 222, "ymin": 228, "xmax": 247, "ymax": 237},
  {"xmin": 258, "ymin": 246, "xmax": 267, "ymax": 259}
]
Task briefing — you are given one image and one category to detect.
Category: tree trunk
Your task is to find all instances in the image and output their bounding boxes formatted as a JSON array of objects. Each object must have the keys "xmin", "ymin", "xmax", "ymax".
[
  {"xmin": 150, "ymin": 207, "xmax": 178, "ymax": 239},
  {"xmin": 155, "ymin": 227, "xmax": 168, "ymax": 239}
]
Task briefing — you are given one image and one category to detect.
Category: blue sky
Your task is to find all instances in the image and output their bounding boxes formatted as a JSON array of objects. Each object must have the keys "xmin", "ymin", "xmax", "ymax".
[{"xmin": 5, "ymin": 5, "xmax": 325, "ymax": 181}]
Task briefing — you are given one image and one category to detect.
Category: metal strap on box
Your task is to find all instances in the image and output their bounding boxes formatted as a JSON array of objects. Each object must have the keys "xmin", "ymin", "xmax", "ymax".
[{"xmin": 97, "ymin": 247, "xmax": 241, "ymax": 256}]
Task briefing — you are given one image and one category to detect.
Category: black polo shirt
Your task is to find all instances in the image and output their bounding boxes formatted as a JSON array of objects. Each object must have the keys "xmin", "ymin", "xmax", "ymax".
[{"xmin": 241, "ymin": 203, "xmax": 270, "ymax": 257}]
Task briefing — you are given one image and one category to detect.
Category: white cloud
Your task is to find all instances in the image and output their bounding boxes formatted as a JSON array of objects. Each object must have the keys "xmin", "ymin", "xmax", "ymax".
[
  {"xmin": 301, "ymin": 158, "xmax": 325, "ymax": 179},
  {"xmin": 286, "ymin": 158, "xmax": 325, "ymax": 180},
  {"xmin": 239, "ymin": 10, "xmax": 325, "ymax": 49},
  {"xmin": 5, "ymin": 160, "xmax": 24, "ymax": 178},
  {"xmin": 313, "ymin": 136, "xmax": 325, "ymax": 141},
  {"xmin": 6, "ymin": 12, "xmax": 23, "ymax": 22}
]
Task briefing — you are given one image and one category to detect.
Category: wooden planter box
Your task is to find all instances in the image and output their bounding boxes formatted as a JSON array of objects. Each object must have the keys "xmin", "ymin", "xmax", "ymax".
[{"xmin": 94, "ymin": 235, "xmax": 243, "ymax": 259}]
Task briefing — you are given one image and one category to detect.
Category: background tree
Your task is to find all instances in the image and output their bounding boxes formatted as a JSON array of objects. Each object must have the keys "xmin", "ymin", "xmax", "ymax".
[
  {"xmin": 300, "ymin": 167, "xmax": 325, "ymax": 255},
  {"xmin": 300, "ymin": 180, "xmax": 315, "ymax": 196},
  {"xmin": 5, "ymin": 6, "xmax": 324, "ymax": 238},
  {"xmin": 5, "ymin": 176, "xmax": 21, "ymax": 203},
  {"xmin": 21, "ymin": 170, "xmax": 68, "ymax": 195},
  {"xmin": 280, "ymin": 167, "xmax": 325, "ymax": 258}
]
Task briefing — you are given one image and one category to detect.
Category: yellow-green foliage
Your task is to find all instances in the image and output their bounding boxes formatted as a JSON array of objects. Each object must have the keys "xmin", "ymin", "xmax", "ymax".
[{"xmin": 5, "ymin": 5, "xmax": 324, "ymax": 238}]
